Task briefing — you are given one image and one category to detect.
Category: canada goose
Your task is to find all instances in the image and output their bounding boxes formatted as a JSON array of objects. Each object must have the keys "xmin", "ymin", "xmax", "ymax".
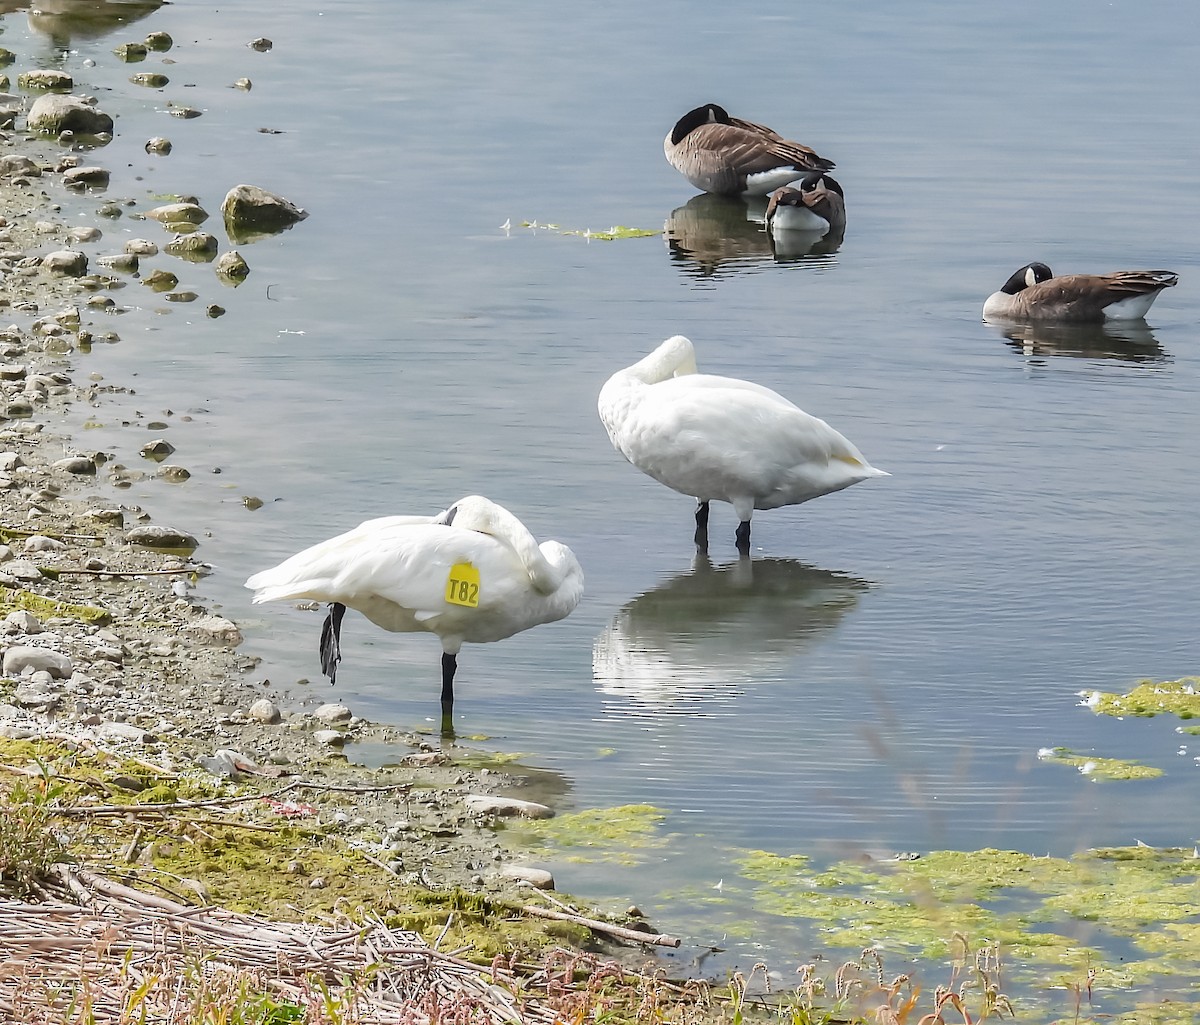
[
  {"xmin": 664, "ymin": 103, "xmax": 835, "ymax": 197},
  {"xmin": 983, "ymin": 263, "xmax": 1179, "ymax": 323},
  {"xmin": 597, "ymin": 336, "xmax": 887, "ymax": 555},
  {"xmin": 764, "ymin": 173, "xmax": 846, "ymax": 236},
  {"xmin": 245, "ymin": 496, "xmax": 584, "ymax": 726}
]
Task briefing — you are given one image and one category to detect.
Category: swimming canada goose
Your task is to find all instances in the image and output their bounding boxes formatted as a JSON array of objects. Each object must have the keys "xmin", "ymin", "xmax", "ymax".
[
  {"xmin": 982, "ymin": 263, "xmax": 1179, "ymax": 323},
  {"xmin": 245, "ymin": 496, "xmax": 584, "ymax": 727},
  {"xmin": 664, "ymin": 103, "xmax": 835, "ymax": 197},
  {"xmin": 597, "ymin": 336, "xmax": 887, "ymax": 555},
  {"xmin": 764, "ymin": 173, "xmax": 846, "ymax": 236}
]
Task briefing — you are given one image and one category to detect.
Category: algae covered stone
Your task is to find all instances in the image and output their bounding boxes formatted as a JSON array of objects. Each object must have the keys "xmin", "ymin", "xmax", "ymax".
[
  {"xmin": 221, "ymin": 184, "xmax": 307, "ymax": 242},
  {"xmin": 27, "ymin": 94, "xmax": 113, "ymax": 135}
]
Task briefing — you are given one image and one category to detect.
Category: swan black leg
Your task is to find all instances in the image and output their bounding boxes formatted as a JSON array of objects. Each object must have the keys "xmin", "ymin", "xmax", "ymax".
[
  {"xmin": 735, "ymin": 520, "xmax": 751, "ymax": 556},
  {"xmin": 319, "ymin": 602, "xmax": 346, "ymax": 684},
  {"xmin": 694, "ymin": 500, "xmax": 710, "ymax": 552},
  {"xmin": 440, "ymin": 652, "xmax": 457, "ymax": 737}
]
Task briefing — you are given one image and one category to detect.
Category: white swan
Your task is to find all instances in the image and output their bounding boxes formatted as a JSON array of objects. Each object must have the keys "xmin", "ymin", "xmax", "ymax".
[
  {"xmin": 597, "ymin": 336, "xmax": 888, "ymax": 552},
  {"xmin": 244, "ymin": 495, "xmax": 584, "ymax": 722}
]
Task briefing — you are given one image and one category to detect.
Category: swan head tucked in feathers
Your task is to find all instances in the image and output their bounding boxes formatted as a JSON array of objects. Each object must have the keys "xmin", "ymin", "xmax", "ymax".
[{"xmin": 435, "ymin": 495, "xmax": 582, "ymax": 597}]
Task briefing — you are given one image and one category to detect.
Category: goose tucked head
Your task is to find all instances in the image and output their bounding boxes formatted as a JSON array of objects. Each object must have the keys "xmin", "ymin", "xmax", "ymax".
[
  {"xmin": 670, "ymin": 103, "xmax": 731, "ymax": 145},
  {"xmin": 800, "ymin": 171, "xmax": 844, "ymax": 198},
  {"xmin": 1000, "ymin": 262, "xmax": 1053, "ymax": 295}
]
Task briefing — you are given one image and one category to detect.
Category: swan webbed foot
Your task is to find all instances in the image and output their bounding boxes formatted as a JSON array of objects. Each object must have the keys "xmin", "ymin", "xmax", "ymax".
[{"xmin": 319, "ymin": 602, "xmax": 346, "ymax": 684}]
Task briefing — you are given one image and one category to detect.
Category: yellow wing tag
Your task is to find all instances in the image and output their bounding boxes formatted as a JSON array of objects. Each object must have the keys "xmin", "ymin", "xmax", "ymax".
[{"xmin": 445, "ymin": 562, "xmax": 480, "ymax": 608}]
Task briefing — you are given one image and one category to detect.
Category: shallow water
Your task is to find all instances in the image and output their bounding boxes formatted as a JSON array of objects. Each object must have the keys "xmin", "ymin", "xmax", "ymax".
[{"xmin": 5, "ymin": 0, "xmax": 1200, "ymax": 1006}]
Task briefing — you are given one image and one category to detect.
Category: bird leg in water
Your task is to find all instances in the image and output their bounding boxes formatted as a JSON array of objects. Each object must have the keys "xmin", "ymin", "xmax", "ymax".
[
  {"xmin": 694, "ymin": 500, "xmax": 710, "ymax": 551},
  {"xmin": 735, "ymin": 520, "xmax": 751, "ymax": 556},
  {"xmin": 440, "ymin": 652, "xmax": 457, "ymax": 714},
  {"xmin": 319, "ymin": 602, "xmax": 346, "ymax": 684}
]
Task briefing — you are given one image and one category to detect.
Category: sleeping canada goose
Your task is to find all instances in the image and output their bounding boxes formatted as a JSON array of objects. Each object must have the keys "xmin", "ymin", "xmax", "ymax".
[
  {"xmin": 764, "ymin": 173, "xmax": 846, "ymax": 236},
  {"xmin": 664, "ymin": 103, "xmax": 835, "ymax": 197},
  {"xmin": 245, "ymin": 496, "xmax": 584, "ymax": 728},
  {"xmin": 597, "ymin": 336, "xmax": 887, "ymax": 555},
  {"xmin": 982, "ymin": 263, "xmax": 1179, "ymax": 323}
]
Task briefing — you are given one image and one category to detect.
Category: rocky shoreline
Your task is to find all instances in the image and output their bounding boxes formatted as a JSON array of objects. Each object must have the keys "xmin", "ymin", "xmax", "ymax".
[{"xmin": 0, "ymin": 20, "xmax": 661, "ymax": 971}]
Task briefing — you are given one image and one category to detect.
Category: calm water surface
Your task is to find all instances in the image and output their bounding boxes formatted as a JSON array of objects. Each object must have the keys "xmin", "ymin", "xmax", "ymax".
[{"xmin": 5, "ymin": 0, "xmax": 1200, "ymax": 1003}]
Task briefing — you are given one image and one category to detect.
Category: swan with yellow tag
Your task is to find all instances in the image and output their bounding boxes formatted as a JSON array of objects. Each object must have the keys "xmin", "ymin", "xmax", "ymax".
[
  {"xmin": 245, "ymin": 495, "xmax": 584, "ymax": 724},
  {"xmin": 598, "ymin": 336, "xmax": 888, "ymax": 553}
]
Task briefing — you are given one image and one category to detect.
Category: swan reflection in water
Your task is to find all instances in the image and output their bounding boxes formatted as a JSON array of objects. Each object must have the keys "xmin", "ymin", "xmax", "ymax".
[
  {"xmin": 594, "ymin": 554, "xmax": 872, "ymax": 713},
  {"xmin": 663, "ymin": 194, "xmax": 842, "ymax": 281},
  {"xmin": 988, "ymin": 319, "xmax": 1169, "ymax": 365},
  {"xmin": 1, "ymin": 0, "xmax": 164, "ymax": 45}
]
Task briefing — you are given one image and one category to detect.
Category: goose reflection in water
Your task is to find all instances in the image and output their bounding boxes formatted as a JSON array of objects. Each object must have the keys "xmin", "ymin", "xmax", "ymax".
[
  {"xmin": 594, "ymin": 553, "xmax": 871, "ymax": 713},
  {"xmin": 990, "ymin": 320, "xmax": 1169, "ymax": 365},
  {"xmin": 663, "ymin": 194, "xmax": 841, "ymax": 281}
]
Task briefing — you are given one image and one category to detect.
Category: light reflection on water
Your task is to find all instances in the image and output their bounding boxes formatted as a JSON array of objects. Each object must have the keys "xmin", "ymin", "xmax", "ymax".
[{"xmin": 5, "ymin": 0, "xmax": 1200, "ymax": 1002}]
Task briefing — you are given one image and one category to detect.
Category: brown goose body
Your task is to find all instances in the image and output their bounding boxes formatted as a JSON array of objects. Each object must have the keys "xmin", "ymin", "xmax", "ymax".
[
  {"xmin": 983, "ymin": 263, "xmax": 1178, "ymax": 323},
  {"xmin": 665, "ymin": 103, "xmax": 834, "ymax": 197},
  {"xmin": 764, "ymin": 174, "xmax": 846, "ymax": 235}
]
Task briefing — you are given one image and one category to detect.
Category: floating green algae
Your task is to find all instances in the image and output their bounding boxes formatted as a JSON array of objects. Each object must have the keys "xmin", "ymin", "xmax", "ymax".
[
  {"xmin": 732, "ymin": 842, "xmax": 1200, "ymax": 1003},
  {"xmin": 1038, "ymin": 746, "xmax": 1164, "ymax": 781},
  {"xmin": 512, "ymin": 803, "xmax": 668, "ymax": 865},
  {"xmin": 1083, "ymin": 677, "xmax": 1200, "ymax": 719},
  {"xmin": 516, "ymin": 219, "xmax": 659, "ymax": 241}
]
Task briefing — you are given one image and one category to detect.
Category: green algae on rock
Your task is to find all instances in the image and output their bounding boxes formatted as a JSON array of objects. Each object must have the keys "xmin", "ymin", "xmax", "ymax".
[
  {"xmin": 1081, "ymin": 677, "xmax": 1200, "ymax": 719},
  {"xmin": 1037, "ymin": 746, "xmax": 1164, "ymax": 781},
  {"xmin": 0, "ymin": 586, "xmax": 110, "ymax": 625}
]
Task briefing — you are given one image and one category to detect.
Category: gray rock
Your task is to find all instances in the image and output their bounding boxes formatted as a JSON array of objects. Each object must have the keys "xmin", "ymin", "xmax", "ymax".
[
  {"xmin": 248, "ymin": 697, "xmax": 281, "ymax": 723},
  {"xmin": 314, "ymin": 729, "xmax": 346, "ymax": 746},
  {"xmin": 0, "ymin": 155, "xmax": 43, "ymax": 178},
  {"xmin": 113, "ymin": 42, "xmax": 148, "ymax": 62},
  {"xmin": 314, "ymin": 702, "xmax": 352, "ymax": 724},
  {"xmin": 3, "ymin": 645, "xmax": 73, "ymax": 678},
  {"xmin": 141, "ymin": 438, "xmax": 175, "ymax": 459},
  {"xmin": 186, "ymin": 615, "xmax": 243, "ymax": 646},
  {"xmin": 464, "ymin": 794, "xmax": 554, "ymax": 820},
  {"xmin": 145, "ymin": 31, "xmax": 173, "ymax": 51},
  {"xmin": 18, "ymin": 70, "xmax": 73, "ymax": 91},
  {"xmin": 13, "ymin": 675, "xmax": 61, "ymax": 710},
  {"xmin": 221, "ymin": 184, "xmax": 307, "ymax": 241},
  {"xmin": 130, "ymin": 73, "xmax": 169, "ymax": 89},
  {"xmin": 23, "ymin": 535, "xmax": 65, "ymax": 552},
  {"xmin": 0, "ymin": 452, "xmax": 23, "ymax": 470},
  {"xmin": 96, "ymin": 722, "xmax": 154, "ymax": 744},
  {"xmin": 142, "ymin": 269, "xmax": 178, "ymax": 290},
  {"xmin": 125, "ymin": 525, "xmax": 198, "ymax": 549},
  {"xmin": 164, "ymin": 232, "xmax": 218, "ymax": 260},
  {"xmin": 124, "ymin": 239, "xmax": 158, "ymax": 256},
  {"xmin": 4, "ymin": 561, "xmax": 44, "ymax": 582},
  {"xmin": 42, "ymin": 250, "xmax": 88, "ymax": 276},
  {"xmin": 158, "ymin": 464, "xmax": 190, "ymax": 482},
  {"xmin": 26, "ymin": 94, "xmax": 113, "ymax": 135},
  {"xmin": 53, "ymin": 455, "xmax": 97, "ymax": 474},
  {"xmin": 147, "ymin": 202, "xmax": 207, "ymax": 224},
  {"xmin": 145, "ymin": 137, "xmax": 172, "ymax": 155},
  {"xmin": 68, "ymin": 226, "xmax": 102, "ymax": 243},
  {"xmin": 63, "ymin": 166, "xmax": 110, "ymax": 188},
  {"xmin": 215, "ymin": 250, "xmax": 249, "ymax": 282},
  {"xmin": 4, "ymin": 610, "xmax": 42, "ymax": 634},
  {"xmin": 501, "ymin": 865, "xmax": 555, "ymax": 889},
  {"xmin": 97, "ymin": 253, "xmax": 139, "ymax": 273}
]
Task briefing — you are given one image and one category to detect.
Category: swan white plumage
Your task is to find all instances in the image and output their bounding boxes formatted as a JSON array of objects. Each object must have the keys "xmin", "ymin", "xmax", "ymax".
[
  {"xmin": 244, "ymin": 495, "xmax": 584, "ymax": 723},
  {"xmin": 597, "ymin": 336, "xmax": 888, "ymax": 553}
]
